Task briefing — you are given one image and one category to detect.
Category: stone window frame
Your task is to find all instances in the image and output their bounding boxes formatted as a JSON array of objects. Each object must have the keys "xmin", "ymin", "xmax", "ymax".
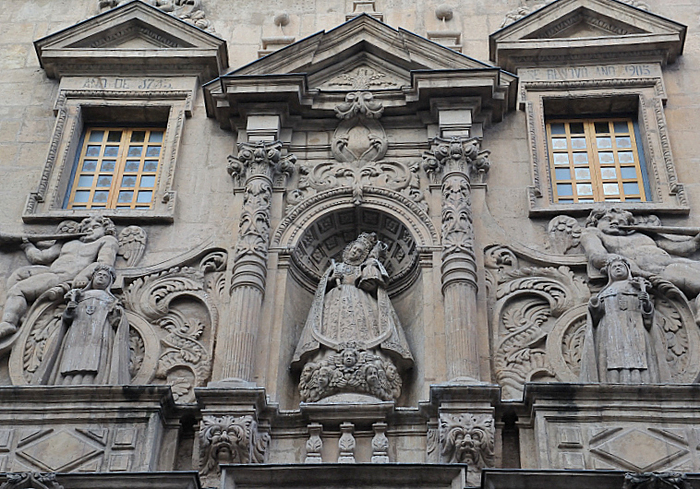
[
  {"xmin": 522, "ymin": 76, "xmax": 688, "ymax": 217},
  {"xmin": 22, "ymin": 85, "xmax": 193, "ymax": 223}
]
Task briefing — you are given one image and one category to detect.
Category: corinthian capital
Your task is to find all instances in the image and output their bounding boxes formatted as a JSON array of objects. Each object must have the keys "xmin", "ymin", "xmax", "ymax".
[
  {"xmin": 227, "ymin": 141, "xmax": 296, "ymax": 181},
  {"xmin": 423, "ymin": 136, "xmax": 490, "ymax": 182}
]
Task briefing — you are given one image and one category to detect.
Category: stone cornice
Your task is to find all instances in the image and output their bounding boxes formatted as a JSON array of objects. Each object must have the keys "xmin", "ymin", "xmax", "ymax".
[{"xmin": 34, "ymin": 0, "xmax": 228, "ymax": 82}]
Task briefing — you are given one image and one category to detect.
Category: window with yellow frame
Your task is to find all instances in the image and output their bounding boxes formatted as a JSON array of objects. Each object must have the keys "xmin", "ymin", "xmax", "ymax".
[
  {"xmin": 65, "ymin": 127, "xmax": 164, "ymax": 210},
  {"xmin": 546, "ymin": 118, "xmax": 649, "ymax": 203}
]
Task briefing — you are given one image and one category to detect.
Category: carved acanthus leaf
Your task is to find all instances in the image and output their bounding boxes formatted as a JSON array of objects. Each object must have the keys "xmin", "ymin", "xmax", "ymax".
[
  {"xmin": 423, "ymin": 137, "xmax": 490, "ymax": 183},
  {"xmin": 122, "ymin": 266, "xmax": 215, "ymax": 400},
  {"xmin": 228, "ymin": 141, "xmax": 296, "ymax": 182},
  {"xmin": 497, "ymin": 266, "xmax": 590, "ymax": 316}
]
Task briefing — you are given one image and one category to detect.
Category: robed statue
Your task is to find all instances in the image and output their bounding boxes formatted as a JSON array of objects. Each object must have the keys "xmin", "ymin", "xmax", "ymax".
[
  {"xmin": 33, "ymin": 264, "xmax": 130, "ymax": 385},
  {"xmin": 292, "ymin": 233, "xmax": 413, "ymax": 402},
  {"xmin": 580, "ymin": 256, "xmax": 670, "ymax": 383}
]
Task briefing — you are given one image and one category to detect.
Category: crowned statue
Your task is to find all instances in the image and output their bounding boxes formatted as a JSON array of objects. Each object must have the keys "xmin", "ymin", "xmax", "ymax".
[{"xmin": 292, "ymin": 232, "xmax": 413, "ymax": 402}]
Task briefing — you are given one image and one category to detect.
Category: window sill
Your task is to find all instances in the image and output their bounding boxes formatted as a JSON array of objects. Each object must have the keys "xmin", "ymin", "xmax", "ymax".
[
  {"xmin": 22, "ymin": 206, "xmax": 175, "ymax": 224},
  {"xmin": 527, "ymin": 189, "xmax": 690, "ymax": 218}
]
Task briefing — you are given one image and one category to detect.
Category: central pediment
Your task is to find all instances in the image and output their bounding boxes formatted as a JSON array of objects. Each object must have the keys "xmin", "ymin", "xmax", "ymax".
[
  {"xmin": 232, "ymin": 14, "xmax": 495, "ymax": 84},
  {"xmin": 204, "ymin": 14, "xmax": 516, "ymax": 128}
]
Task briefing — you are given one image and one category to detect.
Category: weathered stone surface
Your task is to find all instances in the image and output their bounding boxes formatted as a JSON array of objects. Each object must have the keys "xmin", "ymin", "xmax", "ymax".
[{"xmin": 0, "ymin": 0, "xmax": 699, "ymax": 486}]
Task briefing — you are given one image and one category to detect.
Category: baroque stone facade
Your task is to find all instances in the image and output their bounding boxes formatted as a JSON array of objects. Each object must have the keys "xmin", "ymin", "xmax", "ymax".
[{"xmin": 0, "ymin": 0, "xmax": 699, "ymax": 488}]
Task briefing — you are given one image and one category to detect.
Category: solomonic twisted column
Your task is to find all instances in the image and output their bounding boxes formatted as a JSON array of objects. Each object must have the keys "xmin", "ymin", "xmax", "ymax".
[
  {"xmin": 215, "ymin": 141, "xmax": 295, "ymax": 382},
  {"xmin": 424, "ymin": 137, "xmax": 490, "ymax": 382}
]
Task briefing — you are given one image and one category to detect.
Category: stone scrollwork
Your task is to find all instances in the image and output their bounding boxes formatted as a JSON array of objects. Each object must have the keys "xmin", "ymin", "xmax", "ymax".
[
  {"xmin": 0, "ymin": 473, "xmax": 63, "ymax": 489},
  {"xmin": 122, "ymin": 266, "xmax": 217, "ymax": 402},
  {"xmin": 5, "ymin": 245, "xmax": 223, "ymax": 397},
  {"xmin": 198, "ymin": 415, "xmax": 269, "ymax": 477},
  {"xmin": 285, "ymin": 91, "xmax": 426, "ymax": 211},
  {"xmin": 439, "ymin": 413, "xmax": 495, "ymax": 483},
  {"xmin": 492, "ymin": 264, "xmax": 590, "ymax": 399},
  {"xmin": 623, "ymin": 472, "xmax": 691, "ymax": 489}
]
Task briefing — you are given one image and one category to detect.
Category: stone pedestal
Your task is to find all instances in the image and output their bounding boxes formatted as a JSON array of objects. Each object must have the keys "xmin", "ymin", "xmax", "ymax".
[
  {"xmin": 520, "ymin": 384, "xmax": 700, "ymax": 473},
  {"xmin": 0, "ymin": 386, "xmax": 179, "ymax": 473}
]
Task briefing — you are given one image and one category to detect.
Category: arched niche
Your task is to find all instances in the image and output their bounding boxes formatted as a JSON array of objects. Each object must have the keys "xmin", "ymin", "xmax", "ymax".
[
  {"xmin": 273, "ymin": 187, "xmax": 438, "ymax": 297},
  {"xmin": 269, "ymin": 188, "xmax": 436, "ymax": 407}
]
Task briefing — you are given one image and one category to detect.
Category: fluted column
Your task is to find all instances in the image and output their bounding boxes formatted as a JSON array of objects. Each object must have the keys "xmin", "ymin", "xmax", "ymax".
[
  {"xmin": 424, "ymin": 137, "xmax": 489, "ymax": 382},
  {"xmin": 214, "ymin": 141, "xmax": 295, "ymax": 382}
]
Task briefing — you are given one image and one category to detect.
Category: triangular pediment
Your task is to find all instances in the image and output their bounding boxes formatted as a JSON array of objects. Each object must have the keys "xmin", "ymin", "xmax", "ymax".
[
  {"xmin": 232, "ymin": 14, "xmax": 495, "ymax": 87},
  {"xmin": 35, "ymin": 0, "xmax": 227, "ymax": 80},
  {"xmin": 205, "ymin": 13, "xmax": 517, "ymax": 129},
  {"xmin": 490, "ymin": 0, "xmax": 686, "ymax": 71}
]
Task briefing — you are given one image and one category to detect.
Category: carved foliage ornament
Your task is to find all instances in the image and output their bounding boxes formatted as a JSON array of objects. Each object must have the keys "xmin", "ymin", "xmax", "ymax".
[
  {"xmin": 489, "ymin": 262, "xmax": 590, "ymax": 399},
  {"xmin": 228, "ymin": 141, "xmax": 296, "ymax": 183},
  {"xmin": 199, "ymin": 415, "xmax": 269, "ymax": 476},
  {"xmin": 422, "ymin": 137, "xmax": 490, "ymax": 184},
  {"xmin": 0, "ymin": 473, "xmax": 63, "ymax": 489},
  {"xmin": 123, "ymin": 266, "xmax": 217, "ymax": 402},
  {"xmin": 623, "ymin": 472, "xmax": 691, "ymax": 489},
  {"xmin": 286, "ymin": 91, "xmax": 425, "ymax": 210},
  {"xmin": 326, "ymin": 67, "xmax": 400, "ymax": 90},
  {"xmin": 98, "ymin": 0, "xmax": 216, "ymax": 33}
]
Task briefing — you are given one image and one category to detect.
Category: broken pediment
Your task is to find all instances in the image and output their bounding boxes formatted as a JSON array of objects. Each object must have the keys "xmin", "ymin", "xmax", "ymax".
[
  {"xmin": 490, "ymin": 0, "xmax": 686, "ymax": 72},
  {"xmin": 35, "ymin": 0, "xmax": 227, "ymax": 81},
  {"xmin": 204, "ymin": 13, "xmax": 516, "ymax": 128}
]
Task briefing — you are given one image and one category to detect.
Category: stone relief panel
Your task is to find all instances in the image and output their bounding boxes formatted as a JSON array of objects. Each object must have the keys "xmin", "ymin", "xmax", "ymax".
[
  {"xmin": 2, "ymin": 218, "xmax": 226, "ymax": 403},
  {"xmin": 292, "ymin": 233, "xmax": 413, "ymax": 403},
  {"xmin": 489, "ymin": 208, "xmax": 700, "ymax": 398},
  {"xmin": 322, "ymin": 67, "xmax": 401, "ymax": 91},
  {"xmin": 286, "ymin": 91, "xmax": 425, "ymax": 212},
  {"xmin": 0, "ymin": 217, "xmax": 138, "ymax": 340},
  {"xmin": 487, "ymin": 249, "xmax": 590, "ymax": 399},
  {"xmin": 0, "ymin": 425, "xmax": 146, "ymax": 473},
  {"xmin": 536, "ymin": 415, "xmax": 700, "ymax": 473},
  {"xmin": 98, "ymin": 0, "xmax": 216, "ymax": 33}
]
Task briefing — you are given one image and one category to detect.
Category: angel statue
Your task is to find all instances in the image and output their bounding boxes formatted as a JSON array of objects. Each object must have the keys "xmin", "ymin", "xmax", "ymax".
[
  {"xmin": 32, "ymin": 264, "xmax": 130, "ymax": 385},
  {"xmin": 292, "ymin": 232, "xmax": 413, "ymax": 402},
  {"xmin": 0, "ymin": 218, "xmax": 146, "ymax": 339}
]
